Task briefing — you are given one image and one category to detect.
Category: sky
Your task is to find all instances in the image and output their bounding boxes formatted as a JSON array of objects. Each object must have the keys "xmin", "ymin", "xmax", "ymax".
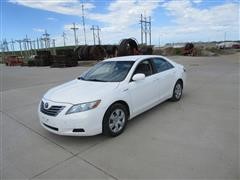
[{"xmin": 1, "ymin": 0, "xmax": 239, "ymax": 49}]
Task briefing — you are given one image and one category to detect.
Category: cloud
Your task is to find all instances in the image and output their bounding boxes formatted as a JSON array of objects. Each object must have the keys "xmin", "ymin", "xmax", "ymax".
[
  {"xmin": 8, "ymin": 0, "xmax": 95, "ymax": 16},
  {"xmin": 47, "ymin": 17, "xmax": 58, "ymax": 21},
  {"xmin": 88, "ymin": 0, "xmax": 163, "ymax": 32},
  {"xmin": 32, "ymin": 28, "xmax": 45, "ymax": 33},
  {"xmin": 155, "ymin": 0, "xmax": 239, "ymax": 43},
  {"xmin": 192, "ymin": 0, "xmax": 202, "ymax": 3}
]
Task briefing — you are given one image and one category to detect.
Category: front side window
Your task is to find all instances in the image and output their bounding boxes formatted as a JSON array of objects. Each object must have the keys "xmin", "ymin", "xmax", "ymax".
[
  {"xmin": 152, "ymin": 58, "xmax": 174, "ymax": 73},
  {"xmin": 80, "ymin": 61, "xmax": 134, "ymax": 82},
  {"xmin": 133, "ymin": 60, "xmax": 153, "ymax": 77}
]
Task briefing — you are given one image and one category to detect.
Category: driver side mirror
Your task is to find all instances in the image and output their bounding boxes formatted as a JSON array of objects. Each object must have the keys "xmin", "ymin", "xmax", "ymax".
[{"xmin": 132, "ymin": 73, "xmax": 145, "ymax": 81}]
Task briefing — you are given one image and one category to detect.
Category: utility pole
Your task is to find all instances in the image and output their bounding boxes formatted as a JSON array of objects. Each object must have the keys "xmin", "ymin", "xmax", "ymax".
[
  {"xmin": 224, "ymin": 32, "xmax": 227, "ymax": 47},
  {"xmin": 96, "ymin": 26, "xmax": 101, "ymax": 45},
  {"xmin": 23, "ymin": 35, "xmax": 31, "ymax": 56},
  {"xmin": 52, "ymin": 39, "xmax": 56, "ymax": 48},
  {"xmin": 40, "ymin": 38, "xmax": 44, "ymax": 49},
  {"xmin": 82, "ymin": 4, "xmax": 87, "ymax": 45},
  {"xmin": 90, "ymin": 25, "xmax": 96, "ymax": 45},
  {"xmin": 2, "ymin": 39, "xmax": 9, "ymax": 52},
  {"xmin": 16, "ymin": 40, "xmax": 23, "ymax": 55},
  {"xmin": 140, "ymin": 14, "xmax": 143, "ymax": 44},
  {"xmin": 144, "ymin": 16, "xmax": 147, "ymax": 45},
  {"xmin": 139, "ymin": 14, "xmax": 151, "ymax": 45},
  {"xmin": 42, "ymin": 30, "xmax": 50, "ymax": 49},
  {"xmin": 10, "ymin": 39, "xmax": 15, "ymax": 54},
  {"xmin": 62, "ymin": 32, "xmax": 66, "ymax": 46},
  {"xmin": 90, "ymin": 25, "xmax": 101, "ymax": 45},
  {"xmin": 70, "ymin": 23, "xmax": 79, "ymax": 45},
  {"xmin": 149, "ymin": 16, "xmax": 151, "ymax": 45},
  {"xmin": 158, "ymin": 35, "xmax": 160, "ymax": 47},
  {"xmin": 36, "ymin": 38, "xmax": 40, "ymax": 49},
  {"xmin": 31, "ymin": 40, "xmax": 36, "ymax": 55}
]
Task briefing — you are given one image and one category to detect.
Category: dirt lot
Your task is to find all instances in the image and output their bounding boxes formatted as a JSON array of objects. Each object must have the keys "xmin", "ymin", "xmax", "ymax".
[{"xmin": 0, "ymin": 53, "xmax": 239, "ymax": 179}]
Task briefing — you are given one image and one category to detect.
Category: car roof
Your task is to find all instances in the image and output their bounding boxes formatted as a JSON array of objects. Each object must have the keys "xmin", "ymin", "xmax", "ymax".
[{"xmin": 104, "ymin": 55, "xmax": 168, "ymax": 62}]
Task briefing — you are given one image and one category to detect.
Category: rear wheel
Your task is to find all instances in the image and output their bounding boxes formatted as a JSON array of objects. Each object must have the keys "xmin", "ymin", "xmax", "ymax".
[
  {"xmin": 103, "ymin": 103, "xmax": 128, "ymax": 137},
  {"xmin": 171, "ymin": 81, "xmax": 183, "ymax": 101}
]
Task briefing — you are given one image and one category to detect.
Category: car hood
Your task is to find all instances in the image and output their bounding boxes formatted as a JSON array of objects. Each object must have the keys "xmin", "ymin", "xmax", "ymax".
[{"xmin": 44, "ymin": 79, "xmax": 119, "ymax": 104}]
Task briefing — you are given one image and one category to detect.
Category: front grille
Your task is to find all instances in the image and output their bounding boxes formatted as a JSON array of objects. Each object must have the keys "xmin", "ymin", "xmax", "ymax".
[{"xmin": 40, "ymin": 101, "xmax": 65, "ymax": 116}]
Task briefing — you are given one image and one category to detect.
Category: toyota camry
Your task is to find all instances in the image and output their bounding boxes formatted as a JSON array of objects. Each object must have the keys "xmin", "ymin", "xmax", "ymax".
[{"xmin": 38, "ymin": 55, "xmax": 186, "ymax": 137}]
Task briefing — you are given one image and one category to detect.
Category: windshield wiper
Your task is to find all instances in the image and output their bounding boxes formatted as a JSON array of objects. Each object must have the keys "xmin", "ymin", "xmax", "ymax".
[
  {"xmin": 87, "ymin": 78, "xmax": 107, "ymax": 82},
  {"xmin": 77, "ymin": 77, "xmax": 107, "ymax": 82}
]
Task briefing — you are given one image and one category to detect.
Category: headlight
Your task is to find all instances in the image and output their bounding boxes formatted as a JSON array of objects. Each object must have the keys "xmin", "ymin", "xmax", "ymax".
[{"xmin": 66, "ymin": 100, "xmax": 101, "ymax": 114}]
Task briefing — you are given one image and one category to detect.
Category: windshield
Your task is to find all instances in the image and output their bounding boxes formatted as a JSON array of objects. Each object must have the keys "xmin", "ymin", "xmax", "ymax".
[{"xmin": 79, "ymin": 61, "xmax": 135, "ymax": 82}]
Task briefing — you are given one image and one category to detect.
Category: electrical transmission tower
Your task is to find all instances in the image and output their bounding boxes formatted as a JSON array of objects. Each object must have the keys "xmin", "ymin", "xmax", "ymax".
[
  {"xmin": 62, "ymin": 32, "xmax": 67, "ymax": 46},
  {"xmin": 90, "ymin": 25, "xmax": 101, "ymax": 45},
  {"xmin": 82, "ymin": 3, "xmax": 87, "ymax": 45},
  {"xmin": 140, "ymin": 14, "xmax": 151, "ymax": 45},
  {"xmin": 70, "ymin": 23, "xmax": 79, "ymax": 45}
]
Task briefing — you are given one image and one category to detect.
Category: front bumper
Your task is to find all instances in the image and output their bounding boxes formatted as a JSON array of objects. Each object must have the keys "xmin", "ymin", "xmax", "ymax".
[{"xmin": 38, "ymin": 99, "xmax": 105, "ymax": 136}]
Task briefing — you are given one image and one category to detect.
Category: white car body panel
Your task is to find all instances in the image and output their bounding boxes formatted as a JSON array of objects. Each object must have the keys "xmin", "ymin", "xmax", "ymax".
[{"xmin": 38, "ymin": 55, "xmax": 186, "ymax": 136}]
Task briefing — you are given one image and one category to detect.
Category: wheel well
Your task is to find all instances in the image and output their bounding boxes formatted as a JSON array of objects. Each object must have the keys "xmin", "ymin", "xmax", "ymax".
[
  {"xmin": 110, "ymin": 100, "xmax": 130, "ymax": 118},
  {"xmin": 177, "ymin": 79, "xmax": 183, "ymax": 88}
]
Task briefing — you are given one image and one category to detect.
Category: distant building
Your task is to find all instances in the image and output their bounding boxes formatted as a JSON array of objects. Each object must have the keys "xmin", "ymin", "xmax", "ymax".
[{"xmin": 216, "ymin": 41, "xmax": 240, "ymax": 49}]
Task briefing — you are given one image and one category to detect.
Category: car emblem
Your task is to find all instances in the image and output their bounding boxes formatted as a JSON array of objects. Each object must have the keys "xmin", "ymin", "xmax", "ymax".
[{"xmin": 44, "ymin": 102, "xmax": 49, "ymax": 109}]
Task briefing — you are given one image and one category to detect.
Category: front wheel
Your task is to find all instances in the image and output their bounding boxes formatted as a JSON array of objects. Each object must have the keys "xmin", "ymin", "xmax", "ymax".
[
  {"xmin": 171, "ymin": 81, "xmax": 183, "ymax": 101},
  {"xmin": 103, "ymin": 103, "xmax": 128, "ymax": 137}
]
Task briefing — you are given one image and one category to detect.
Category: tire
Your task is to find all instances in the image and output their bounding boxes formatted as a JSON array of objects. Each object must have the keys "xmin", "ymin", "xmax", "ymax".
[
  {"xmin": 171, "ymin": 80, "xmax": 183, "ymax": 101},
  {"xmin": 103, "ymin": 103, "xmax": 128, "ymax": 137}
]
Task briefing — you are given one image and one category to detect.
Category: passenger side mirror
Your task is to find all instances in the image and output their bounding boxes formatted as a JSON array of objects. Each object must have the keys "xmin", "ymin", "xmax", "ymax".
[{"xmin": 132, "ymin": 73, "xmax": 145, "ymax": 81}]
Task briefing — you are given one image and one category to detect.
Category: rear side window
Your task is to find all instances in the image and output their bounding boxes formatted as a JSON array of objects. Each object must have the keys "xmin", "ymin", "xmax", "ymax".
[{"xmin": 152, "ymin": 58, "xmax": 174, "ymax": 73}]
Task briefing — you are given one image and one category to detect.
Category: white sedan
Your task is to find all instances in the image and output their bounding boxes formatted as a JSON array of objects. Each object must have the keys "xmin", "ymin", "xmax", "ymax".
[{"xmin": 38, "ymin": 55, "xmax": 186, "ymax": 137}]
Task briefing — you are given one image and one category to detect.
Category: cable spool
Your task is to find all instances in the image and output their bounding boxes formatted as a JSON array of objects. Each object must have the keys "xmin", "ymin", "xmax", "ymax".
[{"xmin": 117, "ymin": 38, "xmax": 139, "ymax": 56}]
